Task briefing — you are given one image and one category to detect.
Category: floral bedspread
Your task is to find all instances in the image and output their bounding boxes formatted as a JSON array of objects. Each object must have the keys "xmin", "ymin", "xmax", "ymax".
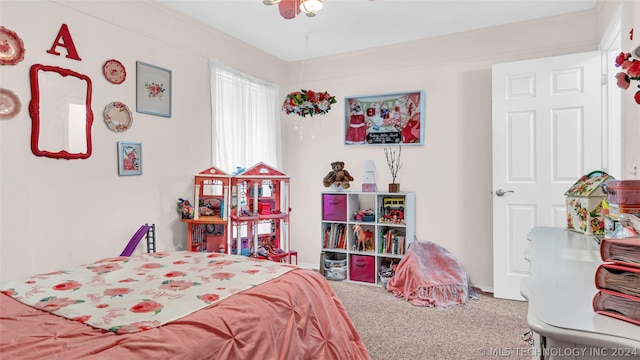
[{"xmin": 0, "ymin": 251, "xmax": 296, "ymax": 334}]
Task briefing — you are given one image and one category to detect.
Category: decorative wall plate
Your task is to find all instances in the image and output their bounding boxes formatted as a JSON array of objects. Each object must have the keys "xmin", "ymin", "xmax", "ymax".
[
  {"xmin": 104, "ymin": 101, "xmax": 133, "ymax": 132},
  {"xmin": 0, "ymin": 88, "xmax": 21, "ymax": 119},
  {"xmin": 0, "ymin": 26, "xmax": 26, "ymax": 65},
  {"xmin": 103, "ymin": 59, "xmax": 126, "ymax": 84}
]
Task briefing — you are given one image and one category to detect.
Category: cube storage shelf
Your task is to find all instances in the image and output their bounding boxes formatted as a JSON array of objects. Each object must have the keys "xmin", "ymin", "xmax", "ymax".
[{"xmin": 321, "ymin": 191, "xmax": 415, "ymax": 286}]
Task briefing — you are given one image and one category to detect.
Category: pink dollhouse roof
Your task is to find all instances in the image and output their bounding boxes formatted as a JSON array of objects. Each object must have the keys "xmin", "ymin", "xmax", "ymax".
[
  {"xmin": 236, "ymin": 162, "xmax": 288, "ymax": 178},
  {"xmin": 195, "ymin": 166, "xmax": 230, "ymax": 177}
]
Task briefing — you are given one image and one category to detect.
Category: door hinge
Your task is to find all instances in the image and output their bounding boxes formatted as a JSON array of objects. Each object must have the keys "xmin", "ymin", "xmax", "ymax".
[{"xmin": 601, "ymin": 74, "xmax": 608, "ymax": 85}]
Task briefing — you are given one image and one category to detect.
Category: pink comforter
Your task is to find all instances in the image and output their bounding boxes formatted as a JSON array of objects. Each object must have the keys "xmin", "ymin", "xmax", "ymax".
[
  {"xmin": 1, "ymin": 268, "xmax": 370, "ymax": 360},
  {"xmin": 387, "ymin": 241, "xmax": 470, "ymax": 309}
]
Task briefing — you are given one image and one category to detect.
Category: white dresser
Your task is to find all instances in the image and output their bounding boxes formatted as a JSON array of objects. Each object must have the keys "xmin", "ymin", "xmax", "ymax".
[{"xmin": 521, "ymin": 227, "xmax": 639, "ymax": 359}]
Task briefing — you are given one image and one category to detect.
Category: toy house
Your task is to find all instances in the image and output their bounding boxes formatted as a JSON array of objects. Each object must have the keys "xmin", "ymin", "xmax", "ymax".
[
  {"xmin": 230, "ymin": 162, "xmax": 291, "ymax": 260},
  {"xmin": 181, "ymin": 166, "xmax": 231, "ymax": 252}
]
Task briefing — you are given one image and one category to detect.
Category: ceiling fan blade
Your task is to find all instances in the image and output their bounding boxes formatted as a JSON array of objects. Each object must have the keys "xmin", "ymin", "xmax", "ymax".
[{"xmin": 279, "ymin": 0, "xmax": 300, "ymax": 19}]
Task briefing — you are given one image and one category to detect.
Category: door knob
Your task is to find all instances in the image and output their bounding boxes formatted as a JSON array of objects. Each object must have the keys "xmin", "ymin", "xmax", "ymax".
[{"xmin": 495, "ymin": 189, "xmax": 515, "ymax": 197}]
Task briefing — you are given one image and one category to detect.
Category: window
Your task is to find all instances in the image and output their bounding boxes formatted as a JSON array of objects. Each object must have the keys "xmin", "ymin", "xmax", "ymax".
[{"xmin": 209, "ymin": 60, "xmax": 282, "ymax": 173}]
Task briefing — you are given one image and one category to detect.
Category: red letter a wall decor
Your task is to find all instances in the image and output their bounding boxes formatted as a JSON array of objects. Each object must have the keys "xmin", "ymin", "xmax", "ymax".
[{"xmin": 46, "ymin": 24, "xmax": 82, "ymax": 61}]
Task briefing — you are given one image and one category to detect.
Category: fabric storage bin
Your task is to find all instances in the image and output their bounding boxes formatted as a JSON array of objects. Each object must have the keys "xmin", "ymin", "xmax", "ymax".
[
  {"xmin": 565, "ymin": 171, "xmax": 613, "ymax": 236},
  {"xmin": 601, "ymin": 180, "xmax": 640, "ymax": 205},
  {"xmin": 323, "ymin": 194, "xmax": 347, "ymax": 221},
  {"xmin": 349, "ymin": 255, "xmax": 375, "ymax": 283},
  {"xmin": 323, "ymin": 252, "xmax": 347, "ymax": 280}
]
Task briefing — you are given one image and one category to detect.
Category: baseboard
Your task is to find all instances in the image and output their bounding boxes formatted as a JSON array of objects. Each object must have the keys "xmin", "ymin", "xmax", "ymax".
[{"xmin": 298, "ymin": 262, "xmax": 319, "ymax": 271}]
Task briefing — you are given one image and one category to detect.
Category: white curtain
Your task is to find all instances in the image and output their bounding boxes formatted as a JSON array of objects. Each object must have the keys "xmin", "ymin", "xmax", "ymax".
[{"xmin": 209, "ymin": 59, "xmax": 282, "ymax": 173}]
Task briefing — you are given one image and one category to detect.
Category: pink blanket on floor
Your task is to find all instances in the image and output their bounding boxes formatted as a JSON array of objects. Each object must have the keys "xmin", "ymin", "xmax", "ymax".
[{"xmin": 387, "ymin": 241, "xmax": 470, "ymax": 309}]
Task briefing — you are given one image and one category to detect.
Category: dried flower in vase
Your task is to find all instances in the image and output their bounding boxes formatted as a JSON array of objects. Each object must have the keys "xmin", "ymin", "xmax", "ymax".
[{"xmin": 384, "ymin": 146, "xmax": 403, "ymax": 192}]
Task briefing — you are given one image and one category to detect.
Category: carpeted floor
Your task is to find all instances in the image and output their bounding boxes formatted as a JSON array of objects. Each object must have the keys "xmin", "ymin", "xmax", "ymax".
[{"xmin": 329, "ymin": 280, "xmax": 530, "ymax": 360}]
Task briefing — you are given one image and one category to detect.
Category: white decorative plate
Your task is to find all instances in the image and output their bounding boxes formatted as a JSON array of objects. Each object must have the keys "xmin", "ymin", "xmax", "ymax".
[
  {"xmin": 0, "ymin": 88, "xmax": 21, "ymax": 120},
  {"xmin": 104, "ymin": 102, "xmax": 133, "ymax": 132}
]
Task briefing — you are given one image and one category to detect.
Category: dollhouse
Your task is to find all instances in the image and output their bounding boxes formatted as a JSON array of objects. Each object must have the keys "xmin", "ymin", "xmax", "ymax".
[
  {"xmin": 180, "ymin": 166, "xmax": 231, "ymax": 252},
  {"xmin": 230, "ymin": 163, "xmax": 291, "ymax": 261},
  {"xmin": 182, "ymin": 163, "xmax": 291, "ymax": 262}
]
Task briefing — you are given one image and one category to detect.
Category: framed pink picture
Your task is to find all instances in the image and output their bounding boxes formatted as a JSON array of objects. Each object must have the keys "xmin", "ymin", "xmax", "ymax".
[
  {"xmin": 117, "ymin": 141, "xmax": 142, "ymax": 176},
  {"xmin": 345, "ymin": 90, "xmax": 425, "ymax": 146}
]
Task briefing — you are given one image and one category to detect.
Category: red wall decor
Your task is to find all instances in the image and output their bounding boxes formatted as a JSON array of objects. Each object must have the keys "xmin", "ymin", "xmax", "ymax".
[
  {"xmin": 29, "ymin": 64, "xmax": 93, "ymax": 159},
  {"xmin": 46, "ymin": 24, "xmax": 81, "ymax": 61}
]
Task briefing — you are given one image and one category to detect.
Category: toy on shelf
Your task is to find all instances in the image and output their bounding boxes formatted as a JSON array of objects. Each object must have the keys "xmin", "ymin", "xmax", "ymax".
[
  {"xmin": 353, "ymin": 209, "xmax": 375, "ymax": 222},
  {"xmin": 178, "ymin": 198, "xmax": 195, "ymax": 219},
  {"xmin": 353, "ymin": 224, "xmax": 374, "ymax": 252},
  {"xmin": 323, "ymin": 161, "xmax": 354, "ymax": 191}
]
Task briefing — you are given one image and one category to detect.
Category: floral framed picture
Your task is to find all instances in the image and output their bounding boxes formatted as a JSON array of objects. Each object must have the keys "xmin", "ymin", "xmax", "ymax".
[
  {"xmin": 117, "ymin": 141, "xmax": 142, "ymax": 176},
  {"xmin": 136, "ymin": 61, "xmax": 171, "ymax": 117},
  {"xmin": 344, "ymin": 90, "xmax": 425, "ymax": 146}
]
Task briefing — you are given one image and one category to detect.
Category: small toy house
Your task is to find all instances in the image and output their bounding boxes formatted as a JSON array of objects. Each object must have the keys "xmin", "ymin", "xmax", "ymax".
[
  {"xmin": 565, "ymin": 171, "xmax": 613, "ymax": 236},
  {"xmin": 181, "ymin": 166, "xmax": 231, "ymax": 252}
]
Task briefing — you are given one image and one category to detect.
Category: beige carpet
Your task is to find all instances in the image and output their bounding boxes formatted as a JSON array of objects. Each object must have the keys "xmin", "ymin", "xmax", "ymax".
[{"xmin": 329, "ymin": 280, "xmax": 530, "ymax": 360}]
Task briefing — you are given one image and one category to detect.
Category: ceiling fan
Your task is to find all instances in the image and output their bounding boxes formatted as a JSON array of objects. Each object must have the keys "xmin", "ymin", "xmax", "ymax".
[{"xmin": 262, "ymin": 0, "xmax": 324, "ymax": 19}]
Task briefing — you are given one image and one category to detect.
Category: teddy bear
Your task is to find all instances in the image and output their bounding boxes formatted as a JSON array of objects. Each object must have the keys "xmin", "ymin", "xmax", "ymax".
[{"xmin": 323, "ymin": 161, "xmax": 354, "ymax": 190}]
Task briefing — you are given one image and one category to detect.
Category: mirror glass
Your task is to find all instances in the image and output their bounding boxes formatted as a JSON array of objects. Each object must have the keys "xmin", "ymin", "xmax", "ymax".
[{"xmin": 30, "ymin": 64, "xmax": 93, "ymax": 159}]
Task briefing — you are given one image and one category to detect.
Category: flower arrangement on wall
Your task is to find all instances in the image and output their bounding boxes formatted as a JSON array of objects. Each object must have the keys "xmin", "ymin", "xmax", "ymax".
[
  {"xmin": 615, "ymin": 52, "xmax": 640, "ymax": 104},
  {"xmin": 614, "ymin": 28, "xmax": 640, "ymax": 105},
  {"xmin": 282, "ymin": 89, "xmax": 337, "ymax": 117}
]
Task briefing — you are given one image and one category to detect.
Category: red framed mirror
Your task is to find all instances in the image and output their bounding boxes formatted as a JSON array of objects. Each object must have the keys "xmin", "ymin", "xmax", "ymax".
[{"xmin": 29, "ymin": 64, "xmax": 93, "ymax": 159}]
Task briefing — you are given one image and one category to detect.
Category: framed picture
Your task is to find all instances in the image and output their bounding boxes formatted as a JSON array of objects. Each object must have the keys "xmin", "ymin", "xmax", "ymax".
[
  {"xmin": 136, "ymin": 61, "xmax": 171, "ymax": 117},
  {"xmin": 117, "ymin": 141, "xmax": 142, "ymax": 176},
  {"xmin": 345, "ymin": 90, "xmax": 425, "ymax": 146}
]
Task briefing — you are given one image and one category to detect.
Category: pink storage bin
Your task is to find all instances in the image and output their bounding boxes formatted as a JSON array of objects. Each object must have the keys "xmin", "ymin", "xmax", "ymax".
[
  {"xmin": 323, "ymin": 194, "xmax": 347, "ymax": 221},
  {"xmin": 601, "ymin": 180, "xmax": 640, "ymax": 205},
  {"xmin": 349, "ymin": 255, "xmax": 375, "ymax": 283}
]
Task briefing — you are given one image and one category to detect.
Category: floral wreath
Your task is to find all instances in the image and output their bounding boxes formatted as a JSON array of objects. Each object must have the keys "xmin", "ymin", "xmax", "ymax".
[
  {"xmin": 614, "ymin": 28, "xmax": 640, "ymax": 104},
  {"xmin": 282, "ymin": 89, "xmax": 337, "ymax": 117}
]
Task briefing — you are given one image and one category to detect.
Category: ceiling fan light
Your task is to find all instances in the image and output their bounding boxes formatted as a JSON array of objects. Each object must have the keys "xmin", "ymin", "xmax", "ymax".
[{"xmin": 300, "ymin": 0, "xmax": 323, "ymax": 14}]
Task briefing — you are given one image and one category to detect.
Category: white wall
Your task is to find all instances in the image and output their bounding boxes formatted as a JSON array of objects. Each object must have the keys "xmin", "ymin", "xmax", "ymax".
[
  {"xmin": 282, "ymin": 3, "xmax": 633, "ymax": 290},
  {"xmin": 1, "ymin": 0, "xmax": 635, "ymax": 291},
  {"xmin": 0, "ymin": 0, "xmax": 288, "ymax": 281}
]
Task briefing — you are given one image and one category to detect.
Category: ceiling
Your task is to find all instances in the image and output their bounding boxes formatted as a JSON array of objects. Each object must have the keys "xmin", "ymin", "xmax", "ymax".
[{"xmin": 154, "ymin": 0, "xmax": 598, "ymax": 62}]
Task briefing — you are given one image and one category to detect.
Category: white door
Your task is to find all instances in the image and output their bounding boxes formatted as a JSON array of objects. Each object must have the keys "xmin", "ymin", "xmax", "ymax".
[{"xmin": 492, "ymin": 51, "xmax": 603, "ymax": 300}]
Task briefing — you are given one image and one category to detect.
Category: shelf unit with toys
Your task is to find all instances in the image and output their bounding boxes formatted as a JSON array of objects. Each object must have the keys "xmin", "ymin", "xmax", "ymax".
[{"xmin": 320, "ymin": 191, "xmax": 415, "ymax": 286}]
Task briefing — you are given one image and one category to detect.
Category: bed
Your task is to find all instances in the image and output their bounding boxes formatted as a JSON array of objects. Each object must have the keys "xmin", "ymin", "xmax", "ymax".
[{"xmin": 0, "ymin": 251, "xmax": 370, "ymax": 360}]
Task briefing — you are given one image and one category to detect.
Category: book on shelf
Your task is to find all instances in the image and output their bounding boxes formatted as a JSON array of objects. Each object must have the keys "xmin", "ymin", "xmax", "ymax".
[
  {"xmin": 324, "ymin": 224, "xmax": 346, "ymax": 250},
  {"xmin": 381, "ymin": 229, "xmax": 405, "ymax": 254}
]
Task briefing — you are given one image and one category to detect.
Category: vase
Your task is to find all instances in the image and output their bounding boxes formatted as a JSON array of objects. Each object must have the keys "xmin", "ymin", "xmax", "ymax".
[{"xmin": 388, "ymin": 183, "xmax": 400, "ymax": 193}]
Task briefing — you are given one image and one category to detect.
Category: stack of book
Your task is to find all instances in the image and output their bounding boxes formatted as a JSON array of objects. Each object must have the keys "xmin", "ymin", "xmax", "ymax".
[{"xmin": 593, "ymin": 236, "xmax": 640, "ymax": 326}]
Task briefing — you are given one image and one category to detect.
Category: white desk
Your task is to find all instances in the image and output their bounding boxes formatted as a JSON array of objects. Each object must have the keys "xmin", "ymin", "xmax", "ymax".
[{"xmin": 521, "ymin": 227, "xmax": 639, "ymax": 358}]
